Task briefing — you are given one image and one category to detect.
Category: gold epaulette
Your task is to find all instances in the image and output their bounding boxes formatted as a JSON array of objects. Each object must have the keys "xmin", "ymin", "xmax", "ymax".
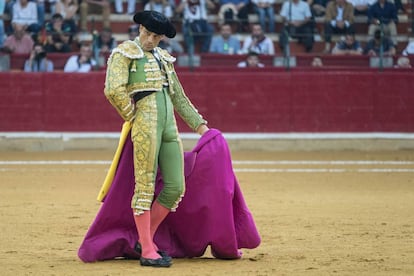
[
  {"xmin": 107, "ymin": 40, "xmax": 144, "ymax": 64},
  {"xmin": 155, "ymin": 47, "xmax": 176, "ymax": 64}
]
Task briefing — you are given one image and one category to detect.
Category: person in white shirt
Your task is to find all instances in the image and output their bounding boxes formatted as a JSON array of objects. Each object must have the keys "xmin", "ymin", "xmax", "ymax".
[
  {"xmin": 63, "ymin": 43, "xmax": 97, "ymax": 72},
  {"xmin": 279, "ymin": 0, "xmax": 314, "ymax": 53},
  {"xmin": 11, "ymin": 0, "xmax": 42, "ymax": 35},
  {"xmin": 241, "ymin": 23, "xmax": 275, "ymax": 55},
  {"xmin": 176, "ymin": 0, "xmax": 215, "ymax": 55}
]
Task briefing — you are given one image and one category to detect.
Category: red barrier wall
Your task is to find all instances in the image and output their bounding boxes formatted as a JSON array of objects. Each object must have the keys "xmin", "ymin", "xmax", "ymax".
[{"xmin": 0, "ymin": 69, "xmax": 413, "ymax": 132}]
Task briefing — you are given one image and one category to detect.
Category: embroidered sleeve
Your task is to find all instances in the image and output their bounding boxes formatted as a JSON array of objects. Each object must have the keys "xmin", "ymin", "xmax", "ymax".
[
  {"xmin": 104, "ymin": 52, "xmax": 135, "ymax": 122},
  {"xmin": 168, "ymin": 69, "xmax": 207, "ymax": 131}
]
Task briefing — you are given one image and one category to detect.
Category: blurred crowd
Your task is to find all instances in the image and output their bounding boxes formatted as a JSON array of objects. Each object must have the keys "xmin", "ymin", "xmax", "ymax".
[{"xmin": 0, "ymin": 0, "xmax": 412, "ymax": 71}]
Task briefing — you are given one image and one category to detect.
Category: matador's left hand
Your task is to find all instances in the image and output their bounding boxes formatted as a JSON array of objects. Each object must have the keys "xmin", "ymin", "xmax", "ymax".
[{"xmin": 196, "ymin": 124, "xmax": 209, "ymax": 135}]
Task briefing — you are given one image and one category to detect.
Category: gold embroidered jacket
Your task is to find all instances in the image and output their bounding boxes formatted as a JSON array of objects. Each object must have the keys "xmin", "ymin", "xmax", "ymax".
[{"xmin": 104, "ymin": 39, "xmax": 206, "ymax": 130}]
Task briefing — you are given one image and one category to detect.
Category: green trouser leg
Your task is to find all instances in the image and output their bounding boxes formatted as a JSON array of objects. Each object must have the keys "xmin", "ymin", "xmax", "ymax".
[
  {"xmin": 131, "ymin": 88, "xmax": 185, "ymax": 214},
  {"xmin": 156, "ymin": 88, "xmax": 185, "ymax": 210},
  {"xmin": 157, "ymin": 130, "xmax": 185, "ymax": 209}
]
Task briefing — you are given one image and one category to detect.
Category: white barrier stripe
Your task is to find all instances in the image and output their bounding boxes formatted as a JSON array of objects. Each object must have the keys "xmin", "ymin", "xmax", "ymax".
[
  {"xmin": 233, "ymin": 160, "xmax": 414, "ymax": 165},
  {"xmin": 1, "ymin": 160, "xmax": 414, "ymax": 166},
  {"xmin": 235, "ymin": 168, "xmax": 347, "ymax": 173},
  {"xmin": 0, "ymin": 168, "xmax": 106, "ymax": 172},
  {"xmin": 234, "ymin": 168, "xmax": 414, "ymax": 173},
  {"xmin": 1, "ymin": 168, "xmax": 414, "ymax": 173},
  {"xmin": 0, "ymin": 160, "xmax": 112, "ymax": 165},
  {"xmin": 0, "ymin": 160, "xmax": 414, "ymax": 165},
  {"xmin": 2, "ymin": 132, "xmax": 414, "ymax": 140}
]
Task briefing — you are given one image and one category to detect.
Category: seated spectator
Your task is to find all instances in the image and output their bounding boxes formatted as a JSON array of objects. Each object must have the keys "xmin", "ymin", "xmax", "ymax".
[
  {"xmin": 6, "ymin": 0, "xmax": 48, "ymax": 26},
  {"xmin": 158, "ymin": 37, "xmax": 184, "ymax": 54},
  {"xmin": 394, "ymin": 56, "xmax": 411, "ymax": 68},
  {"xmin": 44, "ymin": 13, "xmax": 73, "ymax": 53},
  {"xmin": 218, "ymin": 0, "xmax": 250, "ymax": 32},
  {"xmin": 279, "ymin": 0, "xmax": 314, "ymax": 53},
  {"xmin": 308, "ymin": 0, "xmax": 328, "ymax": 17},
  {"xmin": 237, "ymin": 51, "xmax": 265, "ymax": 67},
  {"xmin": 127, "ymin": 24, "xmax": 139, "ymax": 40},
  {"xmin": 93, "ymin": 28, "xmax": 117, "ymax": 54},
  {"xmin": 367, "ymin": 0, "xmax": 398, "ymax": 45},
  {"xmin": 1, "ymin": 23, "xmax": 34, "ymax": 54},
  {"xmin": 24, "ymin": 42, "xmax": 54, "ymax": 72},
  {"xmin": 144, "ymin": 0, "xmax": 174, "ymax": 19},
  {"xmin": 331, "ymin": 33, "xmax": 363, "ymax": 55},
  {"xmin": 11, "ymin": 0, "xmax": 42, "ymax": 38},
  {"xmin": 176, "ymin": 0, "xmax": 215, "ymax": 55},
  {"xmin": 114, "ymin": 0, "xmax": 136, "ymax": 14},
  {"xmin": 347, "ymin": 0, "xmax": 375, "ymax": 15},
  {"xmin": 251, "ymin": 0, "xmax": 275, "ymax": 33},
  {"xmin": 363, "ymin": 29, "xmax": 396, "ymax": 56},
  {"xmin": 323, "ymin": 0, "xmax": 355, "ymax": 53},
  {"xmin": 209, "ymin": 23, "xmax": 241, "ymax": 54},
  {"xmin": 55, "ymin": 0, "xmax": 79, "ymax": 34},
  {"xmin": 311, "ymin": 56, "xmax": 323, "ymax": 66},
  {"xmin": 241, "ymin": 23, "xmax": 274, "ymax": 55},
  {"xmin": 63, "ymin": 43, "xmax": 97, "ymax": 72},
  {"xmin": 0, "ymin": 0, "xmax": 5, "ymax": 47},
  {"xmin": 79, "ymin": 0, "xmax": 110, "ymax": 31},
  {"xmin": 402, "ymin": 38, "xmax": 414, "ymax": 56},
  {"xmin": 92, "ymin": 27, "xmax": 117, "ymax": 67}
]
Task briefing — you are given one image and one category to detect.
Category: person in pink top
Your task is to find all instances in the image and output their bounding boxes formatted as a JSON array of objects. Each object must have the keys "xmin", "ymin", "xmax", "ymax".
[{"xmin": 2, "ymin": 23, "xmax": 34, "ymax": 54}]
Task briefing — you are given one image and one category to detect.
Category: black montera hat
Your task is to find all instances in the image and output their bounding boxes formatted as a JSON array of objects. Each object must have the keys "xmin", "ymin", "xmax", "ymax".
[{"xmin": 133, "ymin": 11, "xmax": 176, "ymax": 38}]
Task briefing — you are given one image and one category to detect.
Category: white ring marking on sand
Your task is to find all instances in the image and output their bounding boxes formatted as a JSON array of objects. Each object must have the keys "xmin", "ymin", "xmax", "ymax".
[
  {"xmin": 1, "ymin": 160, "xmax": 414, "ymax": 165},
  {"xmin": 1, "ymin": 160, "xmax": 414, "ymax": 173}
]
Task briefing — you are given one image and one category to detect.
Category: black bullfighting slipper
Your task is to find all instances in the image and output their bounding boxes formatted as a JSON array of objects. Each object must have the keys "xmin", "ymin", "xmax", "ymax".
[
  {"xmin": 134, "ymin": 242, "xmax": 172, "ymax": 262},
  {"xmin": 157, "ymin": 250, "xmax": 172, "ymax": 262},
  {"xmin": 134, "ymin": 242, "xmax": 141, "ymax": 254},
  {"xmin": 140, "ymin": 256, "xmax": 171, "ymax": 267},
  {"xmin": 133, "ymin": 242, "xmax": 142, "ymax": 258}
]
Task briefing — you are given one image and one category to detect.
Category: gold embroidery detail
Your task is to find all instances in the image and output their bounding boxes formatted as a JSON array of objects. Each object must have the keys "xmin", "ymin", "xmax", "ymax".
[
  {"xmin": 131, "ymin": 94, "xmax": 158, "ymax": 213},
  {"xmin": 104, "ymin": 52, "xmax": 135, "ymax": 121}
]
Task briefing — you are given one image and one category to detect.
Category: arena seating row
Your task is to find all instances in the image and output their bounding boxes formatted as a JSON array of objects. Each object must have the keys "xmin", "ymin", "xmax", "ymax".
[
  {"xmin": 89, "ymin": 14, "xmax": 411, "ymax": 54},
  {"xmin": 2, "ymin": 52, "xmax": 412, "ymax": 71},
  {"xmin": 1, "ymin": 0, "xmax": 412, "ymax": 55},
  {"xmin": 85, "ymin": 0, "xmax": 413, "ymax": 55}
]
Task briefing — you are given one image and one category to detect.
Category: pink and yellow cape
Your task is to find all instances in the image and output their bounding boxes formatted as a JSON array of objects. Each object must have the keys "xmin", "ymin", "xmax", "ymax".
[{"xmin": 78, "ymin": 126, "xmax": 261, "ymax": 261}]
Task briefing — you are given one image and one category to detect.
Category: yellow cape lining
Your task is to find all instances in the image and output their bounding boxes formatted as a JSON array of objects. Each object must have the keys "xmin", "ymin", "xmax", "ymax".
[{"xmin": 97, "ymin": 121, "xmax": 132, "ymax": 202}]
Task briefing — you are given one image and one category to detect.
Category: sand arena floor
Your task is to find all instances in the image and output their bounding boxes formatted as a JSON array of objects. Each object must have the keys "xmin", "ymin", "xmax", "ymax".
[{"xmin": 1, "ymin": 149, "xmax": 414, "ymax": 275}]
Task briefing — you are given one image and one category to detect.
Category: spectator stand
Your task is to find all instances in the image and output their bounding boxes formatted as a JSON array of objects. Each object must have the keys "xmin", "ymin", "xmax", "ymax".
[{"xmin": 1, "ymin": 0, "xmax": 413, "ymax": 69}]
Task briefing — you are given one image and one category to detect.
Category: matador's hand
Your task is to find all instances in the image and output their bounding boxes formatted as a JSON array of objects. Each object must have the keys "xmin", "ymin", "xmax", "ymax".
[{"xmin": 196, "ymin": 124, "xmax": 209, "ymax": 135}]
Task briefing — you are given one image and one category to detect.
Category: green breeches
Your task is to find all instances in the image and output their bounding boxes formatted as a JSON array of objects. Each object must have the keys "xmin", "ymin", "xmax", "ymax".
[{"xmin": 131, "ymin": 88, "xmax": 185, "ymax": 215}]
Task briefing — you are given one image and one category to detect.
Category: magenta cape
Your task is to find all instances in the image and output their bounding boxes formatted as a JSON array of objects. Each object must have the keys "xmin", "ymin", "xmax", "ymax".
[{"xmin": 78, "ymin": 128, "xmax": 261, "ymax": 262}]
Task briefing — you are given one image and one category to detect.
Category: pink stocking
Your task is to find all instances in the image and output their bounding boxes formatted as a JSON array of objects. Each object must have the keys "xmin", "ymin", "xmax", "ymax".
[
  {"xmin": 133, "ymin": 210, "xmax": 159, "ymax": 259},
  {"xmin": 150, "ymin": 201, "xmax": 170, "ymax": 249}
]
